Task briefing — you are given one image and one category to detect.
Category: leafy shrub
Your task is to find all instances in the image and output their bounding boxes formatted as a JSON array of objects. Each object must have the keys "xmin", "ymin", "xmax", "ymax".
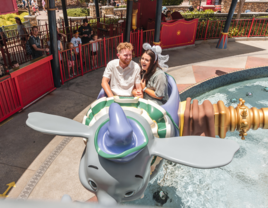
[
  {"xmin": 0, "ymin": 12, "xmax": 27, "ymax": 29},
  {"xmin": 67, "ymin": 8, "xmax": 89, "ymax": 17},
  {"xmin": 115, "ymin": 5, "xmax": 126, "ymax": 8},
  {"xmin": 163, "ymin": 0, "xmax": 183, "ymax": 5},
  {"xmin": 181, "ymin": 9, "xmax": 215, "ymax": 19}
]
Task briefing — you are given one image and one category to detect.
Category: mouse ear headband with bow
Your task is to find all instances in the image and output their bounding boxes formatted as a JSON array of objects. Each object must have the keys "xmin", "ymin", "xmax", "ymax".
[{"xmin": 142, "ymin": 43, "xmax": 169, "ymax": 71}]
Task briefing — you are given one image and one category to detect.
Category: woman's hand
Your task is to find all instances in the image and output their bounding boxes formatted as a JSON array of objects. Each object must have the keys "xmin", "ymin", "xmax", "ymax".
[{"xmin": 141, "ymin": 79, "xmax": 146, "ymax": 89}]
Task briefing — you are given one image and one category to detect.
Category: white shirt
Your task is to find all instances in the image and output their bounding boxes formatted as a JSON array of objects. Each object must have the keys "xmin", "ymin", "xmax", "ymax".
[
  {"xmin": 90, "ymin": 41, "xmax": 98, "ymax": 52},
  {"xmin": 103, "ymin": 59, "xmax": 141, "ymax": 96},
  {"xmin": 71, "ymin": 37, "xmax": 81, "ymax": 53}
]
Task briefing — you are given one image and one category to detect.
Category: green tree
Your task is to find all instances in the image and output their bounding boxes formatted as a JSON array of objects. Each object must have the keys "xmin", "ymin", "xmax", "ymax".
[{"xmin": 163, "ymin": 0, "xmax": 183, "ymax": 6}]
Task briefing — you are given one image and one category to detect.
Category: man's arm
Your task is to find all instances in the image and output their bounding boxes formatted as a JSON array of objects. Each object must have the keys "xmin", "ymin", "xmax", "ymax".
[
  {"xmin": 101, "ymin": 77, "xmax": 114, "ymax": 97},
  {"xmin": 31, "ymin": 43, "xmax": 48, "ymax": 52},
  {"xmin": 29, "ymin": 37, "xmax": 49, "ymax": 51}
]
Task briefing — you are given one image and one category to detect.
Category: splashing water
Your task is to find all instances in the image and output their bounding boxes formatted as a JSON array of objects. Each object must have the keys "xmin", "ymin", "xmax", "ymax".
[{"xmin": 127, "ymin": 77, "xmax": 268, "ymax": 208}]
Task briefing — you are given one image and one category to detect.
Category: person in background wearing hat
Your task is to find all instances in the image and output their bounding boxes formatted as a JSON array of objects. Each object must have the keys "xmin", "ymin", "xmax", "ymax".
[
  {"xmin": 71, "ymin": 30, "xmax": 82, "ymax": 61},
  {"xmin": 78, "ymin": 19, "xmax": 93, "ymax": 44},
  {"xmin": 15, "ymin": 17, "xmax": 28, "ymax": 49}
]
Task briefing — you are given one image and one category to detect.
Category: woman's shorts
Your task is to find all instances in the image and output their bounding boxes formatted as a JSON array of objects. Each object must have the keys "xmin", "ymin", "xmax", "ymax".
[
  {"xmin": 20, "ymin": 37, "xmax": 27, "ymax": 41},
  {"xmin": 91, "ymin": 51, "xmax": 97, "ymax": 56}
]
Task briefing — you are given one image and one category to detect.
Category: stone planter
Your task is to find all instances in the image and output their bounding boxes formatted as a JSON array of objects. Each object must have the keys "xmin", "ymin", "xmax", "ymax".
[
  {"xmin": 165, "ymin": 5, "xmax": 191, "ymax": 12},
  {"xmin": 24, "ymin": 15, "xmax": 37, "ymax": 26},
  {"xmin": 59, "ymin": 14, "xmax": 93, "ymax": 25},
  {"xmin": 114, "ymin": 8, "xmax": 126, "ymax": 18},
  {"xmin": 88, "ymin": 3, "xmax": 102, "ymax": 18},
  {"xmin": 102, "ymin": 6, "xmax": 114, "ymax": 18}
]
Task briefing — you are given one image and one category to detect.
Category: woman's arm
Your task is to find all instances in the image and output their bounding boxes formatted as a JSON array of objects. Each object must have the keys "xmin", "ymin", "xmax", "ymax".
[
  {"xmin": 142, "ymin": 72, "xmax": 167, "ymax": 100},
  {"xmin": 144, "ymin": 88, "xmax": 163, "ymax": 100}
]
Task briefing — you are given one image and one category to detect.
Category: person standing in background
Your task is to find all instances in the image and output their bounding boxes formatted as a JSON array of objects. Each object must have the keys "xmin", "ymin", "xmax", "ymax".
[
  {"xmin": 22, "ymin": 0, "xmax": 26, "ymax": 8},
  {"xmin": 78, "ymin": 19, "xmax": 93, "ymax": 44},
  {"xmin": 42, "ymin": 0, "xmax": 46, "ymax": 12},
  {"xmin": 29, "ymin": 26, "xmax": 49, "ymax": 59},
  {"xmin": 15, "ymin": 17, "xmax": 28, "ymax": 48}
]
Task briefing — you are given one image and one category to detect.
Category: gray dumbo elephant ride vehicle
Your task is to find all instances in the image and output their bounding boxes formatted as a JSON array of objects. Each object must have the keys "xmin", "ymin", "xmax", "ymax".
[{"xmin": 26, "ymin": 74, "xmax": 239, "ymax": 204}]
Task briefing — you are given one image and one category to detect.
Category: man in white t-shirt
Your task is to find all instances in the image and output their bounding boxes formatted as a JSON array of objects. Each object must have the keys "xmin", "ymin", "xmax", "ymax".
[
  {"xmin": 102, "ymin": 42, "xmax": 142, "ymax": 97},
  {"xmin": 71, "ymin": 30, "xmax": 82, "ymax": 54}
]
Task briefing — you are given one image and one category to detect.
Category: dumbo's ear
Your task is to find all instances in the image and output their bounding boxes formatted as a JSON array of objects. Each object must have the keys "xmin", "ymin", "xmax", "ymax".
[
  {"xmin": 26, "ymin": 112, "xmax": 91, "ymax": 138},
  {"xmin": 97, "ymin": 190, "xmax": 117, "ymax": 205},
  {"xmin": 150, "ymin": 136, "xmax": 239, "ymax": 169}
]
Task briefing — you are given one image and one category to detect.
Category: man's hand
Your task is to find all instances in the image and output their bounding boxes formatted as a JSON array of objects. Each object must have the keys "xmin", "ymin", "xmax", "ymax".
[
  {"xmin": 136, "ymin": 89, "xmax": 143, "ymax": 97},
  {"xmin": 45, "ymin": 48, "xmax": 49, "ymax": 52}
]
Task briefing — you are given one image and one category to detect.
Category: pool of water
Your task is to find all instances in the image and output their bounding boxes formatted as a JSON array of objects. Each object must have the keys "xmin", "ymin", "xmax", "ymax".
[{"xmin": 127, "ymin": 77, "xmax": 268, "ymax": 208}]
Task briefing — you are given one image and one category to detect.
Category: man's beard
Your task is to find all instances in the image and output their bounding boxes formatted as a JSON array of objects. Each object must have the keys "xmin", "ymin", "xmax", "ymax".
[{"xmin": 119, "ymin": 57, "xmax": 131, "ymax": 65}]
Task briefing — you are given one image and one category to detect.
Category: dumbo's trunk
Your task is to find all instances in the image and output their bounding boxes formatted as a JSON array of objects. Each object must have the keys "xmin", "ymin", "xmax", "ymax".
[{"xmin": 97, "ymin": 190, "xmax": 117, "ymax": 204}]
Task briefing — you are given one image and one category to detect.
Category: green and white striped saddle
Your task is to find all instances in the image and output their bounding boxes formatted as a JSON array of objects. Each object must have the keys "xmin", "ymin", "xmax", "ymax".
[{"xmin": 83, "ymin": 96, "xmax": 179, "ymax": 139}]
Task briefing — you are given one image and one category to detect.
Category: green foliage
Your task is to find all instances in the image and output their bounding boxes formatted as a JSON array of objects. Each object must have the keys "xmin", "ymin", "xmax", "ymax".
[
  {"xmin": 181, "ymin": 9, "xmax": 215, "ymax": 19},
  {"xmin": 67, "ymin": 8, "xmax": 89, "ymax": 17},
  {"xmin": 115, "ymin": 5, "xmax": 126, "ymax": 8},
  {"xmin": 163, "ymin": 0, "xmax": 183, "ymax": 6},
  {"xmin": 257, "ymin": 16, "xmax": 268, "ymax": 18}
]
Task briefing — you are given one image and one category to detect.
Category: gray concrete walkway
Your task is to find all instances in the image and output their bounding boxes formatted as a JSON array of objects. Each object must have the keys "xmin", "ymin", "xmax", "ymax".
[{"xmin": 0, "ymin": 68, "xmax": 104, "ymax": 196}]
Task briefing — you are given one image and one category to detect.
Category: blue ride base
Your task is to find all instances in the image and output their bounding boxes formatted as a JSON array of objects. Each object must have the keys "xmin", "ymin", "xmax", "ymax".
[{"xmin": 216, "ymin": 33, "xmax": 229, "ymax": 49}]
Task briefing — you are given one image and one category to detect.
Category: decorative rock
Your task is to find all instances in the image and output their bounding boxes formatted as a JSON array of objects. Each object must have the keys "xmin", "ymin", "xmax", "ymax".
[
  {"xmin": 153, "ymin": 190, "xmax": 169, "ymax": 205},
  {"xmin": 231, "ymin": 98, "xmax": 237, "ymax": 103}
]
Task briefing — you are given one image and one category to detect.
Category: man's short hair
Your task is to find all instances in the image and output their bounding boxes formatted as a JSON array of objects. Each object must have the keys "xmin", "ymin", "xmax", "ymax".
[
  {"xmin": 117, "ymin": 42, "xmax": 133, "ymax": 53},
  {"xmin": 11, "ymin": 60, "xmax": 18, "ymax": 66},
  {"xmin": 83, "ymin": 19, "xmax": 88, "ymax": 23},
  {"xmin": 32, "ymin": 26, "xmax": 38, "ymax": 30}
]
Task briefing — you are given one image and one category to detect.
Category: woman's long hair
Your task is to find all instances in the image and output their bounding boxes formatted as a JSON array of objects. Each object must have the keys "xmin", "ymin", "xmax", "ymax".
[
  {"xmin": 16, "ymin": 18, "xmax": 22, "ymax": 25},
  {"xmin": 140, "ymin": 50, "xmax": 161, "ymax": 84}
]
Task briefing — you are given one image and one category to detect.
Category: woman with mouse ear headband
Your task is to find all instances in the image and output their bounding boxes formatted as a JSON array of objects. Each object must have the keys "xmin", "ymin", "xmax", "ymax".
[{"xmin": 132, "ymin": 43, "xmax": 169, "ymax": 105}]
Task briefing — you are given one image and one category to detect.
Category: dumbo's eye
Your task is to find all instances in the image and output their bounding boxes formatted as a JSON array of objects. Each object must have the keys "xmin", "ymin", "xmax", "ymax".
[
  {"xmin": 124, "ymin": 191, "xmax": 135, "ymax": 198},
  {"xmin": 88, "ymin": 180, "xmax": 97, "ymax": 191}
]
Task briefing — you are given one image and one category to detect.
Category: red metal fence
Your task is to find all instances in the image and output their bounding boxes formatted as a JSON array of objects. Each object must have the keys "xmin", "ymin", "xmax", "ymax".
[
  {"xmin": 0, "ymin": 55, "xmax": 55, "ymax": 123},
  {"xmin": 196, "ymin": 18, "xmax": 268, "ymax": 40},
  {"xmin": 58, "ymin": 34, "xmax": 124, "ymax": 84},
  {"xmin": 1, "ymin": 17, "xmax": 268, "ymax": 70},
  {"xmin": 0, "ymin": 76, "xmax": 21, "ymax": 122}
]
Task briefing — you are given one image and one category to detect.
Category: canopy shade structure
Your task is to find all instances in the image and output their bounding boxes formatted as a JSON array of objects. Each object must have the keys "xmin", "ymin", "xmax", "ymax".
[{"xmin": 0, "ymin": 0, "xmax": 18, "ymax": 15}]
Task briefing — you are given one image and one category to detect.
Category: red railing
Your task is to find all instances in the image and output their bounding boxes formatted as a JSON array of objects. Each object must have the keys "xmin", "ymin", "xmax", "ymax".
[
  {"xmin": 196, "ymin": 18, "xmax": 268, "ymax": 40},
  {"xmin": 0, "ymin": 76, "xmax": 22, "ymax": 122},
  {"xmin": 58, "ymin": 34, "xmax": 124, "ymax": 84},
  {"xmin": 0, "ymin": 56, "xmax": 55, "ymax": 123},
  {"xmin": 2, "ymin": 17, "xmax": 268, "ymax": 70},
  {"xmin": 1, "ymin": 35, "xmax": 49, "ymax": 66}
]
